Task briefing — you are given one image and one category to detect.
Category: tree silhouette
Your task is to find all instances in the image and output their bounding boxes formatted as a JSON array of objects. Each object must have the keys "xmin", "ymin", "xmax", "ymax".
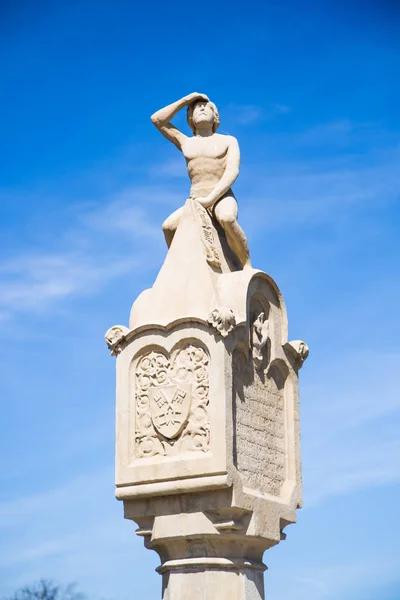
[{"xmin": 5, "ymin": 580, "xmax": 86, "ymax": 600}]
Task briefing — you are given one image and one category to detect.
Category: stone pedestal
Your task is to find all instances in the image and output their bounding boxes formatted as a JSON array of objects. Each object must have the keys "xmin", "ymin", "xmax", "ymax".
[
  {"xmin": 106, "ymin": 199, "xmax": 308, "ymax": 599},
  {"xmin": 159, "ymin": 558, "xmax": 265, "ymax": 600}
]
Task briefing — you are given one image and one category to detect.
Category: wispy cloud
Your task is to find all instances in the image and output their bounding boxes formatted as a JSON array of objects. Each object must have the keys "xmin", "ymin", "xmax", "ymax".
[
  {"xmin": 150, "ymin": 157, "xmax": 189, "ymax": 179},
  {"xmin": 300, "ymin": 348, "xmax": 400, "ymax": 507},
  {"xmin": 0, "ymin": 469, "xmax": 110, "ymax": 529},
  {"xmin": 295, "ymin": 119, "xmax": 356, "ymax": 146},
  {"xmin": 0, "ymin": 253, "xmax": 135, "ymax": 316},
  {"xmin": 0, "ymin": 184, "xmax": 174, "ymax": 323},
  {"xmin": 305, "ymin": 435, "xmax": 400, "ymax": 507},
  {"xmin": 293, "ymin": 119, "xmax": 397, "ymax": 148},
  {"xmin": 0, "ymin": 468, "xmax": 158, "ymax": 600},
  {"xmin": 271, "ymin": 556, "xmax": 400, "ymax": 600},
  {"xmin": 239, "ymin": 146, "xmax": 400, "ymax": 237},
  {"xmin": 223, "ymin": 102, "xmax": 291, "ymax": 126}
]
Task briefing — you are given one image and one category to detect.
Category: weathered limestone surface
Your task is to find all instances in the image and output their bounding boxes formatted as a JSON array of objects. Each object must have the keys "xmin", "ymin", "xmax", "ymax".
[{"xmin": 106, "ymin": 94, "xmax": 308, "ymax": 600}]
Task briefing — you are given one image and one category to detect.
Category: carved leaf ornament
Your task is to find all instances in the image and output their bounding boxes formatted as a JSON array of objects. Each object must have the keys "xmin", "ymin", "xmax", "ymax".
[
  {"xmin": 105, "ymin": 325, "xmax": 129, "ymax": 355},
  {"xmin": 207, "ymin": 307, "xmax": 236, "ymax": 337}
]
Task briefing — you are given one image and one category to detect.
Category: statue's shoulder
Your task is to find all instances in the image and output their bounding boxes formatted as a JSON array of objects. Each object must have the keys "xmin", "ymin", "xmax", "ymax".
[
  {"xmin": 214, "ymin": 133, "xmax": 238, "ymax": 146},
  {"xmin": 215, "ymin": 132, "xmax": 236, "ymax": 139},
  {"xmin": 216, "ymin": 133, "xmax": 238, "ymax": 145},
  {"xmin": 181, "ymin": 134, "xmax": 196, "ymax": 152},
  {"xmin": 182, "ymin": 133, "xmax": 196, "ymax": 144}
]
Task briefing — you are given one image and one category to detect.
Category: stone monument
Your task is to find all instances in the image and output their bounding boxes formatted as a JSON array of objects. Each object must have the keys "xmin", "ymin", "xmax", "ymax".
[{"xmin": 106, "ymin": 92, "xmax": 308, "ymax": 600}]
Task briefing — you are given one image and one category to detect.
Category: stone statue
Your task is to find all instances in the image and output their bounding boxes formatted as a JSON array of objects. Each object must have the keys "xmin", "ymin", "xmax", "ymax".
[{"xmin": 151, "ymin": 93, "xmax": 251, "ymax": 269}]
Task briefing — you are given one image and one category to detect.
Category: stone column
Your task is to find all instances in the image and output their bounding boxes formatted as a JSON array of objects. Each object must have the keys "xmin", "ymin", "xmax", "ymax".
[
  {"xmin": 106, "ymin": 199, "xmax": 308, "ymax": 599},
  {"xmin": 159, "ymin": 559, "xmax": 266, "ymax": 600}
]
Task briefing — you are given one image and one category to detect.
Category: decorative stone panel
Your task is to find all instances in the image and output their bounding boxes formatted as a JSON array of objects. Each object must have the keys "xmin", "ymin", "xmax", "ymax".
[{"xmin": 133, "ymin": 342, "xmax": 210, "ymax": 458}]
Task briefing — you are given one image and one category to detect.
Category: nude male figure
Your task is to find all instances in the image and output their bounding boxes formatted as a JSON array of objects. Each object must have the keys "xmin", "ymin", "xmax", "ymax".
[{"xmin": 151, "ymin": 92, "xmax": 251, "ymax": 269}]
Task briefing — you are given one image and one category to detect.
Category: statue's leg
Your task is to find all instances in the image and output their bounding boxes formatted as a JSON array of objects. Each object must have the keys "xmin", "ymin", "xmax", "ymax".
[
  {"xmin": 162, "ymin": 207, "xmax": 184, "ymax": 248},
  {"xmin": 214, "ymin": 194, "xmax": 252, "ymax": 269}
]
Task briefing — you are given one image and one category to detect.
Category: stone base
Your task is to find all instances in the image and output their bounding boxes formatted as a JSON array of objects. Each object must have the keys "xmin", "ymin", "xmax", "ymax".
[{"xmin": 123, "ymin": 486, "xmax": 287, "ymax": 600}]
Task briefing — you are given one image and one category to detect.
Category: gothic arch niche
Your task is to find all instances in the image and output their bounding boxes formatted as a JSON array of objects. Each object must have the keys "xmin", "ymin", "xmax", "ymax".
[
  {"xmin": 267, "ymin": 358, "xmax": 289, "ymax": 392},
  {"xmin": 249, "ymin": 292, "xmax": 270, "ymax": 325},
  {"xmin": 248, "ymin": 292, "xmax": 271, "ymax": 371}
]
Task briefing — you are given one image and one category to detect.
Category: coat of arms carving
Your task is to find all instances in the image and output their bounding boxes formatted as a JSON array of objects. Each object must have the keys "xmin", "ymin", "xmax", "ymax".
[
  {"xmin": 149, "ymin": 383, "xmax": 191, "ymax": 439},
  {"xmin": 133, "ymin": 344, "xmax": 210, "ymax": 458}
]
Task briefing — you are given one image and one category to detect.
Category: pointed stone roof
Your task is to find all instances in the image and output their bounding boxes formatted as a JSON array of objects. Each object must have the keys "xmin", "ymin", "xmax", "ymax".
[{"xmin": 129, "ymin": 199, "xmax": 249, "ymax": 329}]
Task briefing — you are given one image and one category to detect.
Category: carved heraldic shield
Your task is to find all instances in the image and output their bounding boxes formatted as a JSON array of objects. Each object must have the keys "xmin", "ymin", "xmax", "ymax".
[
  {"xmin": 134, "ymin": 346, "xmax": 210, "ymax": 457},
  {"xmin": 149, "ymin": 383, "xmax": 191, "ymax": 439}
]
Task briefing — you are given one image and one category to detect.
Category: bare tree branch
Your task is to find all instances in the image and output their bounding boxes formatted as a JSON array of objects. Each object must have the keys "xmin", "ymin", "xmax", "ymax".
[{"xmin": 5, "ymin": 580, "xmax": 86, "ymax": 600}]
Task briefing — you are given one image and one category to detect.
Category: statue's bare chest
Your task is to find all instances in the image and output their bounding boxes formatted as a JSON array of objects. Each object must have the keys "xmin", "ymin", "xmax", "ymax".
[{"xmin": 182, "ymin": 137, "xmax": 229, "ymax": 161}]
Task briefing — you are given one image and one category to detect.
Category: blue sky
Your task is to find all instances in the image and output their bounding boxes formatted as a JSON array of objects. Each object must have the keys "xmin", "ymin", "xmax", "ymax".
[{"xmin": 0, "ymin": 0, "xmax": 399, "ymax": 598}]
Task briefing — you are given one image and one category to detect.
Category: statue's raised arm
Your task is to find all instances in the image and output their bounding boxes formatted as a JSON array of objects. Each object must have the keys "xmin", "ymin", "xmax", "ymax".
[{"xmin": 150, "ymin": 92, "xmax": 209, "ymax": 150}]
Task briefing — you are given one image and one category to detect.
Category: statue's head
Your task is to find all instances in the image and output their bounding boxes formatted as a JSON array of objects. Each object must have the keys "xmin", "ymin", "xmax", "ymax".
[{"xmin": 187, "ymin": 100, "xmax": 220, "ymax": 134}]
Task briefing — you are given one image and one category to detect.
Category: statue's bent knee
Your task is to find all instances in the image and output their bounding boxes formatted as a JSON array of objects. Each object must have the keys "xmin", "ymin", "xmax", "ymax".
[
  {"xmin": 218, "ymin": 213, "xmax": 236, "ymax": 228},
  {"xmin": 162, "ymin": 219, "xmax": 173, "ymax": 233}
]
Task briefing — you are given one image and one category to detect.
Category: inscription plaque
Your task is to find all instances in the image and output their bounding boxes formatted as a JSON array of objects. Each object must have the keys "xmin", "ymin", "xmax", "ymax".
[{"xmin": 233, "ymin": 350, "xmax": 286, "ymax": 496}]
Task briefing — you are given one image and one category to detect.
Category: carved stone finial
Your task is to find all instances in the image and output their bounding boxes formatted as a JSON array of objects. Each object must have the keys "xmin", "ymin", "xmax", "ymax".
[
  {"xmin": 284, "ymin": 340, "xmax": 309, "ymax": 370},
  {"xmin": 105, "ymin": 325, "xmax": 130, "ymax": 356},
  {"xmin": 207, "ymin": 307, "xmax": 236, "ymax": 337},
  {"xmin": 252, "ymin": 312, "xmax": 269, "ymax": 369}
]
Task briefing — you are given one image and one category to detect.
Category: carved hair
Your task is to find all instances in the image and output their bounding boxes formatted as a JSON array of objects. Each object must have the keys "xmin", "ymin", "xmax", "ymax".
[{"xmin": 187, "ymin": 101, "xmax": 220, "ymax": 134}]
